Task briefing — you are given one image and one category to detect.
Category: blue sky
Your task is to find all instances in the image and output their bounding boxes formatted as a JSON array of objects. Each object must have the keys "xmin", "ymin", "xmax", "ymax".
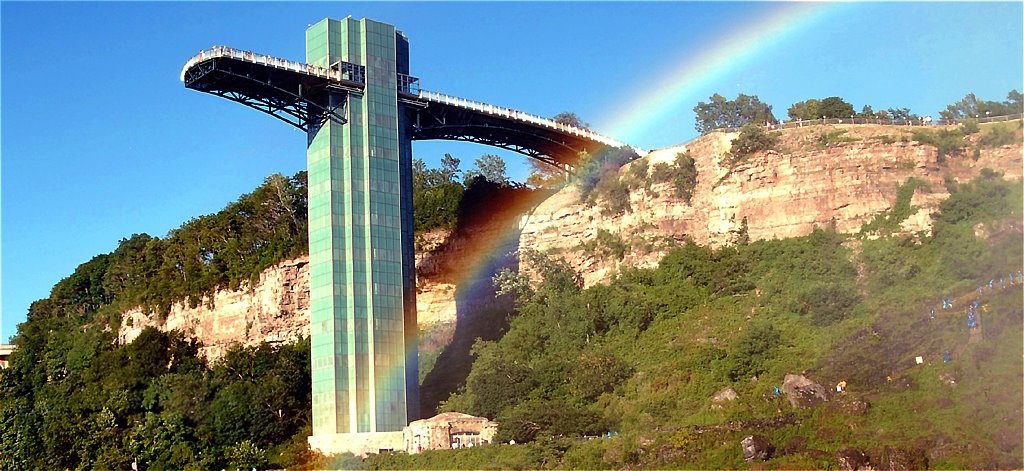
[{"xmin": 2, "ymin": 2, "xmax": 1022, "ymax": 342}]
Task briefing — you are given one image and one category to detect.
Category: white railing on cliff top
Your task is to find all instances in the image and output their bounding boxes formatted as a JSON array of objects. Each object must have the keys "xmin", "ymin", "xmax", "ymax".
[
  {"xmin": 180, "ymin": 45, "xmax": 345, "ymax": 83},
  {"xmin": 712, "ymin": 113, "xmax": 1024, "ymax": 133},
  {"xmin": 418, "ymin": 90, "xmax": 646, "ymax": 155}
]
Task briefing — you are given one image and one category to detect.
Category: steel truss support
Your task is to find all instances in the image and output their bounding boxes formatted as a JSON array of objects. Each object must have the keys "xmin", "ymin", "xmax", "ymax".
[{"xmin": 184, "ymin": 58, "xmax": 351, "ymax": 132}]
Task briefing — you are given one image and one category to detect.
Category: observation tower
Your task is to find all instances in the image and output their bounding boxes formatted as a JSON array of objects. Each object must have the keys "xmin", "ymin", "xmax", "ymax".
[{"xmin": 181, "ymin": 16, "xmax": 637, "ymax": 455}]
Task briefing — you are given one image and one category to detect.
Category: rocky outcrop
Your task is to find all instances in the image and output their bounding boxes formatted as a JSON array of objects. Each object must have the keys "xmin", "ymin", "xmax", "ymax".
[
  {"xmin": 740, "ymin": 434, "xmax": 773, "ymax": 461},
  {"xmin": 119, "ymin": 257, "xmax": 311, "ymax": 360},
  {"xmin": 118, "ymin": 252, "xmax": 461, "ymax": 362},
  {"xmin": 837, "ymin": 448, "xmax": 873, "ymax": 470},
  {"xmin": 782, "ymin": 373, "xmax": 829, "ymax": 408},
  {"xmin": 518, "ymin": 124, "xmax": 1023, "ymax": 287},
  {"xmin": 710, "ymin": 387, "xmax": 739, "ymax": 408},
  {"xmin": 118, "ymin": 124, "xmax": 1023, "ymax": 359}
]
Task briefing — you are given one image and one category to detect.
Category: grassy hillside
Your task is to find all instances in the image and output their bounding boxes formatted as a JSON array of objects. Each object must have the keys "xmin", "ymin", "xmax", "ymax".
[{"xmin": 364, "ymin": 170, "xmax": 1023, "ymax": 470}]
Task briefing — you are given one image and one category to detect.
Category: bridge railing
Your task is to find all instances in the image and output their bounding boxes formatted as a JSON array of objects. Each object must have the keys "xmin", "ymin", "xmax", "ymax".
[
  {"xmin": 180, "ymin": 45, "xmax": 366, "ymax": 85},
  {"xmin": 417, "ymin": 90, "xmax": 641, "ymax": 153}
]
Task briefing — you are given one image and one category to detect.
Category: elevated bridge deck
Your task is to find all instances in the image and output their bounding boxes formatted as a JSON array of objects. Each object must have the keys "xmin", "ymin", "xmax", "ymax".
[{"xmin": 181, "ymin": 46, "xmax": 644, "ymax": 168}]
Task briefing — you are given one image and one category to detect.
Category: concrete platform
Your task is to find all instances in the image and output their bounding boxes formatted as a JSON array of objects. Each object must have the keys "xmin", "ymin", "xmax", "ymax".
[{"xmin": 308, "ymin": 431, "xmax": 404, "ymax": 457}]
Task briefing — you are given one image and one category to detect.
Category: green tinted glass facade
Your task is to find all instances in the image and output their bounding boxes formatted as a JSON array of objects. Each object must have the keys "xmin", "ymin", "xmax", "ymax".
[{"xmin": 306, "ymin": 17, "xmax": 418, "ymax": 436}]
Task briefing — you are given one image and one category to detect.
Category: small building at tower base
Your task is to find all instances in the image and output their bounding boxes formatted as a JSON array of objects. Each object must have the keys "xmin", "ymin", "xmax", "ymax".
[
  {"xmin": 308, "ymin": 412, "xmax": 498, "ymax": 457},
  {"xmin": 404, "ymin": 412, "xmax": 499, "ymax": 454}
]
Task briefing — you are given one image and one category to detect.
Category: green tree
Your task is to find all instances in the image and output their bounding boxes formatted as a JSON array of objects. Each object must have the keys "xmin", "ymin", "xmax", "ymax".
[
  {"xmin": 525, "ymin": 158, "xmax": 567, "ymax": 189},
  {"xmin": 789, "ymin": 97, "xmax": 855, "ymax": 120},
  {"xmin": 787, "ymin": 98, "xmax": 821, "ymax": 121},
  {"xmin": 552, "ymin": 111, "xmax": 590, "ymax": 130},
  {"xmin": 413, "ymin": 158, "xmax": 464, "ymax": 232},
  {"xmin": 886, "ymin": 107, "xmax": 919, "ymax": 123},
  {"xmin": 464, "ymin": 154, "xmax": 508, "ymax": 185},
  {"xmin": 439, "ymin": 153, "xmax": 461, "ymax": 183},
  {"xmin": 818, "ymin": 96, "xmax": 855, "ymax": 119},
  {"xmin": 730, "ymin": 123, "xmax": 779, "ymax": 158},
  {"xmin": 693, "ymin": 93, "xmax": 776, "ymax": 134},
  {"xmin": 726, "ymin": 323, "xmax": 782, "ymax": 381},
  {"xmin": 940, "ymin": 90, "xmax": 1024, "ymax": 121}
]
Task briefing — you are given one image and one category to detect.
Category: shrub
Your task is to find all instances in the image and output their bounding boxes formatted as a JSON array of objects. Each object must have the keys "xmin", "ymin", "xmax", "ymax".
[
  {"xmin": 730, "ymin": 124, "xmax": 779, "ymax": 158},
  {"xmin": 576, "ymin": 146, "xmax": 638, "ymax": 202},
  {"xmin": 595, "ymin": 177, "xmax": 631, "ymax": 216},
  {"xmin": 726, "ymin": 323, "xmax": 782, "ymax": 381},
  {"xmin": 876, "ymin": 134, "xmax": 897, "ymax": 145},
  {"xmin": 590, "ymin": 228, "xmax": 629, "ymax": 260},
  {"xmin": 859, "ymin": 178, "xmax": 926, "ymax": 236},
  {"xmin": 978, "ymin": 122, "xmax": 1019, "ymax": 147},
  {"xmin": 672, "ymin": 152, "xmax": 698, "ymax": 203},
  {"xmin": 817, "ymin": 129, "xmax": 857, "ymax": 146},
  {"xmin": 960, "ymin": 118, "xmax": 980, "ymax": 135},
  {"xmin": 797, "ymin": 282, "xmax": 861, "ymax": 325},
  {"xmin": 626, "ymin": 159, "xmax": 648, "ymax": 189},
  {"xmin": 911, "ymin": 128, "xmax": 965, "ymax": 163},
  {"xmin": 650, "ymin": 152, "xmax": 698, "ymax": 203}
]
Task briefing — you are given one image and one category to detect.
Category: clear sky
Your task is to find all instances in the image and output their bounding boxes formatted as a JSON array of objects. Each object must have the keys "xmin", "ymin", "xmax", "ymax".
[{"xmin": 2, "ymin": 2, "xmax": 1022, "ymax": 342}]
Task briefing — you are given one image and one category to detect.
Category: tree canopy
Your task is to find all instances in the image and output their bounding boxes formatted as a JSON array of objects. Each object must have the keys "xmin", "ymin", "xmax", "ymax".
[
  {"xmin": 551, "ymin": 111, "xmax": 590, "ymax": 130},
  {"xmin": 787, "ymin": 96, "xmax": 855, "ymax": 120},
  {"xmin": 413, "ymin": 156, "xmax": 465, "ymax": 233},
  {"xmin": 693, "ymin": 93, "xmax": 776, "ymax": 135},
  {"xmin": 939, "ymin": 90, "xmax": 1023, "ymax": 121},
  {"xmin": 464, "ymin": 154, "xmax": 509, "ymax": 186}
]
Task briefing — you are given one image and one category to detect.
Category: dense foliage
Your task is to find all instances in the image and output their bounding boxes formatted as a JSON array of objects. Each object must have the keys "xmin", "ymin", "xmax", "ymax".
[
  {"xmin": 0, "ymin": 322, "xmax": 313, "ymax": 469},
  {"xmin": 787, "ymin": 96, "xmax": 856, "ymax": 120},
  {"xmin": 939, "ymin": 90, "xmax": 1023, "ymax": 121},
  {"xmin": 413, "ymin": 155, "xmax": 465, "ymax": 232},
  {"xmin": 650, "ymin": 151, "xmax": 698, "ymax": 203},
  {"xmin": 2, "ymin": 133, "xmax": 1020, "ymax": 469},
  {"xmin": 43, "ymin": 172, "xmax": 308, "ymax": 320},
  {"xmin": 463, "ymin": 154, "xmax": 509, "ymax": 186},
  {"xmin": 551, "ymin": 111, "xmax": 590, "ymax": 130},
  {"xmin": 693, "ymin": 93, "xmax": 777, "ymax": 135},
  {"xmin": 575, "ymin": 146, "xmax": 639, "ymax": 209},
  {"xmin": 729, "ymin": 124, "xmax": 779, "ymax": 158},
  {"xmin": 394, "ymin": 172, "xmax": 1022, "ymax": 469}
]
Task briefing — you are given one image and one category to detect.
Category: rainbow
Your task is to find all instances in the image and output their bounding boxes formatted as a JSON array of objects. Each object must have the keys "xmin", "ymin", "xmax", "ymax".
[
  {"xmin": 598, "ymin": 2, "xmax": 842, "ymax": 148},
  {"xmin": 411, "ymin": 3, "xmax": 846, "ymax": 413}
]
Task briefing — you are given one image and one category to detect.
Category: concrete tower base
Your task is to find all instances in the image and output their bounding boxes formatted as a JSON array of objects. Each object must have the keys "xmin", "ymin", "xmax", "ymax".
[{"xmin": 308, "ymin": 431, "xmax": 405, "ymax": 457}]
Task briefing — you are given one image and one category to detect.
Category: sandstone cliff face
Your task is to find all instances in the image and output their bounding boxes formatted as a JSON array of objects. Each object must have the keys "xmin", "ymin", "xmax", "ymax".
[
  {"xmin": 119, "ymin": 124, "xmax": 1022, "ymax": 358},
  {"xmin": 119, "ymin": 257, "xmax": 312, "ymax": 360},
  {"xmin": 518, "ymin": 124, "xmax": 1022, "ymax": 287}
]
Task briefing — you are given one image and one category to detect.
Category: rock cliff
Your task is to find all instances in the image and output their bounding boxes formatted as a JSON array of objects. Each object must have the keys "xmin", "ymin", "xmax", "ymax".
[
  {"xmin": 119, "ymin": 123, "xmax": 1023, "ymax": 358},
  {"xmin": 518, "ymin": 124, "xmax": 1022, "ymax": 286}
]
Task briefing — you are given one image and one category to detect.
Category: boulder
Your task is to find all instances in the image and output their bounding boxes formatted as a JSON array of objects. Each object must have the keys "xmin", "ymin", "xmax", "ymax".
[
  {"xmin": 740, "ymin": 434, "xmax": 773, "ymax": 462},
  {"xmin": 872, "ymin": 446, "xmax": 927, "ymax": 470},
  {"xmin": 711, "ymin": 387, "xmax": 739, "ymax": 408},
  {"xmin": 782, "ymin": 374, "xmax": 829, "ymax": 408},
  {"xmin": 837, "ymin": 448, "xmax": 873, "ymax": 470}
]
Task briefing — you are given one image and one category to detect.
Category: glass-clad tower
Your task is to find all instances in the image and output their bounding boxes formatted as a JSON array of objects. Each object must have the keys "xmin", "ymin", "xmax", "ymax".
[{"xmin": 305, "ymin": 17, "xmax": 418, "ymax": 452}]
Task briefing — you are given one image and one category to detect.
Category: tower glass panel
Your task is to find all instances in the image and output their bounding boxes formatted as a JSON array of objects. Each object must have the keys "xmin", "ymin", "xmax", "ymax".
[{"xmin": 306, "ymin": 17, "xmax": 417, "ymax": 438}]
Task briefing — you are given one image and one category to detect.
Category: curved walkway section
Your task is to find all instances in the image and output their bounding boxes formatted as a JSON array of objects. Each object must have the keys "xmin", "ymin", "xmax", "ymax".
[
  {"xmin": 418, "ymin": 90, "xmax": 636, "ymax": 151},
  {"xmin": 181, "ymin": 45, "xmax": 364, "ymax": 84}
]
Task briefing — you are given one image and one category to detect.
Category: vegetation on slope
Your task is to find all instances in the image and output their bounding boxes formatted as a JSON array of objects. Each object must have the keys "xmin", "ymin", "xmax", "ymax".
[
  {"xmin": 1, "ymin": 120, "xmax": 1020, "ymax": 469},
  {"xmin": 367, "ymin": 170, "xmax": 1022, "ymax": 470},
  {"xmin": 0, "ymin": 156, "xmax": 534, "ymax": 469},
  {"xmin": 46, "ymin": 172, "xmax": 309, "ymax": 322}
]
